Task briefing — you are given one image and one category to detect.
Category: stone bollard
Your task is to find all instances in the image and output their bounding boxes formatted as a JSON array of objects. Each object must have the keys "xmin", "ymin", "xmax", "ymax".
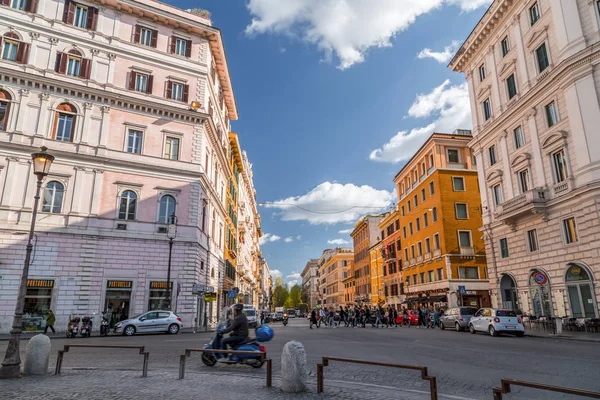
[
  {"xmin": 24, "ymin": 334, "xmax": 51, "ymax": 375},
  {"xmin": 281, "ymin": 340, "xmax": 308, "ymax": 393}
]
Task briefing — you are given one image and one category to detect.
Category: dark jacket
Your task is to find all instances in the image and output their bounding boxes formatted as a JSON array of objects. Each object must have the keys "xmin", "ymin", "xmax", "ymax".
[{"xmin": 222, "ymin": 313, "xmax": 249, "ymax": 338}]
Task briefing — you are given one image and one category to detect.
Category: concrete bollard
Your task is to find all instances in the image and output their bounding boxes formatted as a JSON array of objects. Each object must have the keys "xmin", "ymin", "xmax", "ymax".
[
  {"xmin": 281, "ymin": 340, "xmax": 308, "ymax": 393},
  {"xmin": 24, "ymin": 334, "xmax": 51, "ymax": 375}
]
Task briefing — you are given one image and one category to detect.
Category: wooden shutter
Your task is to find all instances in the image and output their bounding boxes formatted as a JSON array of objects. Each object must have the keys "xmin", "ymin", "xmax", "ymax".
[
  {"xmin": 146, "ymin": 75, "xmax": 153, "ymax": 94},
  {"xmin": 64, "ymin": 0, "xmax": 75, "ymax": 24},
  {"xmin": 54, "ymin": 52, "xmax": 63, "ymax": 73},
  {"xmin": 150, "ymin": 29, "xmax": 157, "ymax": 48},
  {"xmin": 182, "ymin": 84, "xmax": 189, "ymax": 103},
  {"xmin": 59, "ymin": 53, "xmax": 68, "ymax": 74},
  {"xmin": 185, "ymin": 40, "xmax": 192, "ymax": 57},
  {"xmin": 165, "ymin": 81, "xmax": 173, "ymax": 99},
  {"xmin": 134, "ymin": 25, "xmax": 141, "ymax": 44},
  {"xmin": 169, "ymin": 36, "xmax": 176, "ymax": 54},
  {"xmin": 87, "ymin": 7, "xmax": 98, "ymax": 30},
  {"xmin": 81, "ymin": 58, "xmax": 91, "ymax": 79},
  {"xmin": 128, "ymin": 71, "xmax": 136, "ymax": 90},
  {"xmin": 25, "ymin": 0, "xmax": 38, "ymax": 12},
  {"xmin": 16, "ymin": 43, "xmax": 30, "ymax": 64}
]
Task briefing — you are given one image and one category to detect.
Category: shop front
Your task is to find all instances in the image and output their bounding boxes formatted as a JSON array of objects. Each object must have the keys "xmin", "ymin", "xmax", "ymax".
[
  {"xmin": 23, "ymin": 279, "xmax": 54, "ymax": 331},
  {"xmin": 105, "ymin": 280, "xmax": 133, "ymax": 328},
  {"xmin": 148, "ymin": 281, "xmax": 173, "ymax": 311}
]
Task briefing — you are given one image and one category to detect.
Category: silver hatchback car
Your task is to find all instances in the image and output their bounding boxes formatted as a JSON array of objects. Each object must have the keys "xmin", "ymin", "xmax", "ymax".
[
  {"xmin": 440, "ymin": 307, "xmax": 478, "ymax": 331},
  {"xmin": 114, "ymin": 310, "xmax": 183, "ymax": 336}
]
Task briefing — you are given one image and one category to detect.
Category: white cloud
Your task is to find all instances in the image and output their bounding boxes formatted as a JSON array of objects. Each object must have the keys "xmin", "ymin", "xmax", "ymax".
[
  {"xmin": 245, "ymin": 0, "xmax": 490, "ymax": 70},
  {"xmin": 263, "ymin": 182, "xmax": 393, "ymax": 225},
  {"xmin": 417, "ymin": 40, "xmax": 460, "ymax": 64},
  {"xmin": 287, "ymin": 280, "xmax": 299, "ymax": 289},
  {"xmin": 279, "ymin": 47, "xmax": 287, "ymax": 53},
  {"xmin": 284, "ymin": 237, "xmax": 294, "ymax": 243},
  {"xmin": 370, "ymin": 79, "xmax": 472, "ymax": 163},
  {"xmin": 338, "ymin": 229, "xmax": 353, "ymax": 234},
  {"xmin": 259, "ymin": 233, "xmax": 282, "ymax": 246},
  {"xmin": 296, "ymin": 235, "xmax": 302, "ymax": 240},
  {"xmin": 270, "ymin": 269, "xmax": 282, "ymax": 280},
  {"xmin": 328, "ymin": 238, "xmax": 350, "ymax": 245},
  {"xmin": 287, "ymin": 272, "xmax": 301, "ymax": 280}
]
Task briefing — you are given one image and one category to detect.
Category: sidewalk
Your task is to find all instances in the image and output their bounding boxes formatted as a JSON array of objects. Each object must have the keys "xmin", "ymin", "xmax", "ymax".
[
  {"xmin": 525, "ymin": 328, "xmax": 600, "ymax": 343},
  {"xmin": 0, "ymin": 369, "xmax": 472, "ymax": 400},
  {"xmin": 0, "ymin": 327, "xmax": 215, "ymax": 341}
]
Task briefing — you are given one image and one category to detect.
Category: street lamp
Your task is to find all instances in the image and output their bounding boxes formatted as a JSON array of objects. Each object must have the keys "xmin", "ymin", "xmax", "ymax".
[
  {"xmin": 0, "ymin": 147, "xmax": 54, "ymax": 379},
  {"xmin": 165, "ymin": 213, "xmax": 177, "ymax": 311}
]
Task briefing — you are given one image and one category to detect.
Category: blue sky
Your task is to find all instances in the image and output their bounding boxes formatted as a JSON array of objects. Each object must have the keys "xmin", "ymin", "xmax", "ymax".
[{"xmin": 173, "ymin": 0, "xmax": 490, "ymax": 286}]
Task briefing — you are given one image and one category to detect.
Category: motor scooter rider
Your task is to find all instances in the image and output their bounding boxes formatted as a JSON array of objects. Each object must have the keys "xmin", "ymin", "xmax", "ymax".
[{"xmin": 219, "ymin": 304, "xmax": 248, "ymax": 359}]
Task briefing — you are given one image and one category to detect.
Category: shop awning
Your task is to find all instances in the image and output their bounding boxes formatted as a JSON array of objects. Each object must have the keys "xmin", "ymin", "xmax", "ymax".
[
  {"xmin": 424, "ymin": 295, "xmax": 447, "ymax": 303},
  {"xmin": 402, "ymin": 297, "xmax": 419, "ymax": 304}
]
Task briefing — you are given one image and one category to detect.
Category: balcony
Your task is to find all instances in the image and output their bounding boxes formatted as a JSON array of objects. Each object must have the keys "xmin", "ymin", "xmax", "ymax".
[
  {"xmin": 409, "ymin": 258, "xmax": 416, "ymax": 266},
  {"xmin": 433, "ymin": 249, "xmax": 441, "ymax": 258},
  {"xmin": 403, "ymin": 261, "xmax": 409, "ymax": 268},
  {"xmin": 416, "ymin": 255, "xmax": 423, "ymax": 263},
  {"xmin": 552, "ymin": 179, "xmax": 573, "ymax": 198},
  {"xmin": 494, "ymin": 189, "xmax": 548, "ymax": 222},
  {"xmin": 447, "ymin": 162, "xmax": 466, "ymax": 169},
  {"xmin": 424, "ymin": 252, "xmax": 431, "ymax": 261},
  {"xmin": 460, "ymin": 247, "xmax": 474, "ymax": 256}
]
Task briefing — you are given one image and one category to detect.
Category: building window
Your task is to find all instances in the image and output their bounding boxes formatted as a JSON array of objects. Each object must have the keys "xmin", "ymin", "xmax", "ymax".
[
  {"xmin": 425, "ymin": 237, "xmax": 431, "ymax": 253},
  {"xmin": 73, "ymin": 4, "xmax": 88, "ymax": 28},
  {"xmin": 518, "ymin": 169, "xmax": 530, "ymax": 193},
  {"xmin": 401, "ymin": 206, "xmax": 405, "ymax": 216},
  {"xmin": 492, "ymin": 184, "xmax": 504, "ymax": 206},
  {"xmin": 126, "ymin": 129, "xmax": 143, "ymax": 154},
  {"xmin": 562, "ymin": 217, "xmax": 579, "ymax": 244},
  {"xmin": 432, "ymin": 207, "xmax": 438, "ymax": 222},
  {"xmin": 410, "ymin": 245, "xmax": 415, "ymax": 259},
  {"xmin": 437, "ymin": 268, "xmax": 443, "ymax": 280},
  {"xmin": 506, "ymin": 74, "xmax": 517, "ymax": 100},
  {"xmin": 483, "ymin": 98, "xmax": 492, "ymax": 120},
  {"xmin": 170, "ymin": 36, "xmax": 191, "ymax": 57},
  {"xmin": 158, "ymin": 195, "xmax": 176, "ymax": 224},
  {"xmin": 536, "ymin": 43, "xmax": 550, "ymax": 73},
  {"xmin": 167, "ymin": 81, "xmax": 189, "ymax": 102},
  {"xmin": 135, "ymin": 26, "xmax": 156, "ymax": 47},
  {"xmin": 552, "ymin": 149, "xmax": 568, "ymax": 183},
  {"xmin": 10, "ymin": 0, "xmax": 26, "ymax": 10},
  {"xmin": 164, "ymin": 136, "xmax": 180, "ymax": 160},
  {"xmin": 458, "ymin": 230, "xmax": 472, "ymax": 248},
  {"xmin": 421, "ymin": 188, "xmax": 426, "ymax": 202},
  {"xmin": 404, "ymin": 248, "xmax": 408, "ymax": 261},
  {"xmin": 501, "ymin": 36, "xmax": 510, "ymax": 57},
  {"xmin": 53, "ymin": 103, "xmax": 76, "ymax": 142},
  {"xmin": 545, "ymin": 101, "xmax": 558, "ymax": 127},
  {"xmin": 428, "ymin": 270, "xmax": 435, "ymax": 282},
  {"xmin": 407, "ymin": 200, "xmax": 411, "ymax": 212},
  {"xmin": 452, "ymin": 176, "xmax": 465, "ymax": 191},
  {"xmin": 529, "ymin": 2, "xmax": 540, "ymax": 25},
  {"xmin": 42, "ymin": 181, "xmax": 64, "ymax": 213},
  {"xmin": 489, "ymin": 145, "xmax": 497, "ymax": 165},
  {"xmin": 499, "ymin": 238, "xmax": 509, "ymax": 258},
  {"xmin": 527, "ymin": 229, "xmax": 539, "ymax": 252},
  {"xmin": 55, "ymin": 50, "xmax": 91, "ymax": 79},
  {"xmin": 447, "ymin": 149, "xmax": 460, "ymax": 163},
  {"xmin": 433, "ymin": 233, "xmax": 440, "ymax": 250},
  {"xmin": 23, "ymin": 280, "xmax": 55, "ymax": 331},
  {"xmin": 0, "ymin": 90, "xmax": 11, "ymax": 131},
  {"xmin": 479, "ymin": 63, "xmax": 486, "ymax": 81},
  {"xmin": 412, "ymin": 275, "xmax": 417, "ymax": 285},
  {"xmin": 423, "ymin": 212, "xmax": 429, "ymax": 227},
  {"xmin": 514, "ymin": 126, "xmax": 525, "ymax": 149},
  {"xmin": 416, "ymin": 218, "xmax": 421, "ymax": 232},
  {"xmin": 118, "ymin": 190, "xmax": 137, "ymax": 220},
  {"xmin": 409, "ymin": 222, "xmax": 413, "ymax": 235},
  {"xmin": 417, "ymin": 242, "xmax": 423, "ymax": 256},
  {"xmin": 63, "ymin": 1, "xmax": 98, "ymax": 30},
  {"xmin": 413, "ymin": 194, "xmax": 418, "ymax": 207},
  {"xmin": 429, "ymin": 181, "xmax": 434, "ymax": 195},
  {"xmin": 455, "ymin": 203, "xmax": 468, "ymax": 219},
  {"xmin": 1, "ymin": 33, "xmax": 29, "ymax": 63},
  {"xmin": 459, "ymin": 267, "xmax": 479, "ymax": 279},
  {"xmin": 402, "ymin": 226, "xmax": 407, "ymax": 239}
]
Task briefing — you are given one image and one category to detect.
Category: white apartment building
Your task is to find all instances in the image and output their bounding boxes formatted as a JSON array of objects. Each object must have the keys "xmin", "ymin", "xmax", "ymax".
[{"xmin": 450, "ymin": 0, "xmax": 600, "ymax": 318}]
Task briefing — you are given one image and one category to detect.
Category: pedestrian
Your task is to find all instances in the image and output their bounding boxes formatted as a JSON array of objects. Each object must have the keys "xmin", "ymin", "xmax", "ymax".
[
  {"xmin": 403, "ymin": 307, "xmax": 410, "ymax": 328},
  {"xmin": 348, "ymin": 306, "xmax": 355, "ymax": 327},
  {"xmin": 44, "ymin": 310, "xmax": 56, "ymax": 334},
  {"xmin": 365, "ymin": 306, "xmax": 372, "ymax": 328},
  {"xmin": 310, "ymin": 308, "xmax": 318, "ymax": 329},
  {"xmin": 417, "ymin": 305, "xmax": 424, "ymax": 329},
  {"xmin": 424, "ymin": 306, "xmax": 430, "ymax": 329},
  {"xmin": 432, "ymin": 308, "xmax": 440, "ymax": 329},
  {"xmin": 319, "ymin": 307, "xmax": 327, "ymax": 328}
]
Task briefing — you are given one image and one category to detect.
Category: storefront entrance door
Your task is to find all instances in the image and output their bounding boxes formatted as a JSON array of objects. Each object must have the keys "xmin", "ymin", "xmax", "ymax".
[{"xmin": 105, "ymin": 280, "xmax": 133, "ymax": 328}]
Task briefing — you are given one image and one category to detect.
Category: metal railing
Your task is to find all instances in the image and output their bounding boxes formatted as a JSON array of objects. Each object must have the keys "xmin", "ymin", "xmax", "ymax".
[
  {"xmin": 316, "ymin": 356, "xmax": 437, "ymax": 400},
  {"xmin": 178, "ymin": 348, "xmax": 272, "ymax": 387},
  {"xmin": 493, "ymin": 378, "xmax": 600, "ymax": 399},
  {"xmin": 55, "ymin": 344, "xmax": 149, "ymax": 377}
]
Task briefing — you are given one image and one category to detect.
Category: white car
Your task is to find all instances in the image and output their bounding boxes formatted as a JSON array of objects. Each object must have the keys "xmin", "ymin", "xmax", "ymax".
[{"xmin": 469, "ymin": 308, "xmax": 525, "ymax": 337}]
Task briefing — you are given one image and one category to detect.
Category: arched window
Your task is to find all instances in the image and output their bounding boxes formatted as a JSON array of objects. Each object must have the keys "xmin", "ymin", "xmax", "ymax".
[
  {"xmin": 53, "ymin": 103, "xmax": 76, "ymax": 142},
  {"xmin": 65, "ymin": 49, "xmax": 82, "ymax": 77},
  {"xmin": 55, "ymin": 49, "xmax": 90, "ymax": 79},
  {"xmin": 1, "ymin": 32, "xmax": 29, "ymax": 64},
  {"xmin": 158, "ymin": 194, "xmax": 176, "ymax": 223},
  {"xmin": 0, "ymin": 90, "xmax": 11, "ymax": 131},
  {"xmin": 118, "ymin": 191, "xmax": 137, "ymax": 221},
  {"xmin": 42, "ymin": 181, "xmax": 64, "ymax": 213},
  {"xmin": 566, "ymin": 264, "xmax": 597, "ymax": 318},
  {"xmin": 528, "ymin": 269, "xmax": 552, "ymax": 317}
]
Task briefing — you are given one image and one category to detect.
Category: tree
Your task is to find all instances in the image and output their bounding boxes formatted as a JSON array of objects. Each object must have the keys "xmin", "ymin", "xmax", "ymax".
[
  {"xmin": 288, "ymin": 284, "xmax": 302, "ymax": 307},
  {"xmin": 273, "ymin": 277, "xmax": 288, "ymax": 307},
  {"xmin": 301, "ymin": 285, "xmax": 310, "ymax": 304}
]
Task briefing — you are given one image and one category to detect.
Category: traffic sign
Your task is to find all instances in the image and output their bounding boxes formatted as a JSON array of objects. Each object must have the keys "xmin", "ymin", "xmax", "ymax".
[{"xmin": 458, "ymin": 286, "xmax": 467, "ymax": 295}]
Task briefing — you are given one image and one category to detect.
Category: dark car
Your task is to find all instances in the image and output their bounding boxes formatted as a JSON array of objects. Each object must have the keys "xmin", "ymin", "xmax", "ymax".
[{"xmin": 439, "ymin": 307, "xmax": 478, "ymax": 331}]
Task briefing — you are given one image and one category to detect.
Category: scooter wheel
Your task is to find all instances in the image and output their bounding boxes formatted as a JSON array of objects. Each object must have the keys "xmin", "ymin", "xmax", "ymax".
[
  {"xmin": 250, "ymin": 359, "xmax": 264, "ymax": 369},
  {"xmin": 201, "ymin": 353, "xmax": 217, "ymax": 367}
]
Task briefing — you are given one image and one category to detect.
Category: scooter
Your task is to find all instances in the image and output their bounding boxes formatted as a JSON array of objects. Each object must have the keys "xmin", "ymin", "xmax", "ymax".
[
  {"xmin": 282, "ymin": 313, "xmax": 288, "ymax": 326},
  {"xmin": 66, "ymin": 315, "xmax": 80, "ymax": 338},
  {"xmin": 100, "ymin": 312, "xmax": 110, "ymax": 336},
  {"xmin": 80, "ymin": 316, "xmax": 93, "ymax": 337},
  {"xmin": 201, "ymin": 323, "xmax": 266, "ymax": 368}
]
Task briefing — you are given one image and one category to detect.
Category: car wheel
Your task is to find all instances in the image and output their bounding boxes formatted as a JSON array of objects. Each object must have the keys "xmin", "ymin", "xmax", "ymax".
[
  {"xmin": 201, "ymin": 353, "xmax": 217, "ymax": 367},
  {"xmin": 168, "ymin": 323, "xmax": 180, "ymax": 334},
  {"xmin": 516, "ymin": 332, "xmax": 524, "ymax": 337},
  {"xmin": 469, "ymin": 324, "xmax": 476, "ymax": 334},
  {"xmin": 124, "ymin": 325, "xmax": 136, "ymax": 336},
  {"xmin": 440, "ymin": 322, "xmax": 445, "ymax": 330},
  {"xmin": 455, "ymin": 322, "xmax": 463, "ymax": 332},
  {"xmin": 489, "ymin": 326, "xmax": 498, "ymax": 337}
]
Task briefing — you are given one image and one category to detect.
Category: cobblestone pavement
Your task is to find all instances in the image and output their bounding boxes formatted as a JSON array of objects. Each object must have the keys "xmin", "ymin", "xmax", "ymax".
[{"xmin": 0, "ymin": 318, "xmax": 598, "ymax": 399}]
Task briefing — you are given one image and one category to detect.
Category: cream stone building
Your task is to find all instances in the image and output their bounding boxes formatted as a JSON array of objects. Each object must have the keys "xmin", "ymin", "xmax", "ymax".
[
  {"xmin": 301, "ymin": 259, "xmax": 319, "ymax": 309},
  {"xmin": 450, "ymin": 0, "xmax": 600, "ymax": 318}
]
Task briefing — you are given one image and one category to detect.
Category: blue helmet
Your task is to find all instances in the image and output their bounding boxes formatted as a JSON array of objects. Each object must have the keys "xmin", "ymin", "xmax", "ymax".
[{"xmin": 255, "ymin": 325, "xmax": 274, "ymax": 342}]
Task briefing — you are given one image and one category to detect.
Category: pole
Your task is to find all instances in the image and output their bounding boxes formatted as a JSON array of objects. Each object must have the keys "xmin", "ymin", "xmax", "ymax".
[
  {"xmin": 0, "ymin": 178, "xmax": 43, "ymax": 379},
  {"xmin": 166, "ymin": 238, "xmax": 173, "ymax": 311}
]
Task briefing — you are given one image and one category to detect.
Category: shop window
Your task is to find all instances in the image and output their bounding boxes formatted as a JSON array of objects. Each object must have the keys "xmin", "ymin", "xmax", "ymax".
[
  {"xmin": 170, "ymin": 36, "xmax": 192, "ymax": 57},
  {"xmin": 166, "ymin": 81, "xmax": 189, "ymax": 102},
  {"xmin": 566, "ymin": 264, "xmax": 597, "ymax": 318},
  {"xmin": 55, "ymin": 50, "xmax": 91, "ymax": 79},
  {"xmin": 52, "ymin": 103, "xmax": 77, "ymax": 142},
  {"xmin": 128, "ymin": 71, "xmax": 153, "ymax": 94},
  {"xmin": 148, "ymin": 281, "xmax": 172, "ymax": 310},
  {"xmin": 528, "ymin": 270, "xmax": 552, "ymax": 317},
  {"xmin": 134, "ymin": 25, "xmax": 157, "ymax": 47},
  {"xmin": 158, "ymin": 194, "xmax": 176, "ymax": 224},
  {"xmin": 42, "ymin": 181, "xmax": 64, "ymax": 213},
  {"xmin": 0, "ymin": 89, "xmax": 11, "ymax": 131},
  {"xmin": 23, "ymin": 279, "xmax": 54, "ymax": 331},
  {"xmin": 458, "ymin": 266, "xmax": 479, "ymax": 279},
  {"xmin": 63, "ymin": 0, "xmax": 98, "ymax": 30},
  {"xmin": 118, "ymin": 190, "xmax": 137, "ymax": 220}
]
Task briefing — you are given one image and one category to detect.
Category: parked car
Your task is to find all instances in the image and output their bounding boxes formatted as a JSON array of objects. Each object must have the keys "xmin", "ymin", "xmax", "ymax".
[
  {"xmin": 273, "ymin": 312, "xmax": 283, "ymax": 322},
  {"xmin": 396, "ymin": 310, "xmax": 419, "ymax": 325},
  {"xmin": 440, "ymin": 307, "xmax": 478, "ymax": 331},
  {"xmin": 114, "ymin": 310, "xmax": 183, "ymax": 336},
  {"xmin": 242, "ymin": 306, "xmax": 259, "ymax": 328},
  {"xmin": 469, "ymin": 308, "xmax": 525, "ymax": 337}
]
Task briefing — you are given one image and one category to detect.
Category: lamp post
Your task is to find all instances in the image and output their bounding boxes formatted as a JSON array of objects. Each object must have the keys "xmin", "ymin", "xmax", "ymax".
[
  {"xmin": 0, "ymin": 147, "xmax": 54, "ymax": 379},
  {"xmin": 165, "ymin": 213, "xmax": 177, "ymax": 311}
]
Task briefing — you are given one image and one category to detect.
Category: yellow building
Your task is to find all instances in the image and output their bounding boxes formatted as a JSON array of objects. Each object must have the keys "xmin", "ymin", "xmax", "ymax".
[
  {"xmin": 393, "ymin": 131, "xmax": 490, "ymax": 309},
  {"xmin": 369, "ymin": 239, "xmax": 385, "ymax": 305},
  {"xmin": 351, "ymin": 214, "xmax": 386, "ymax": 305},
  {"xmin": 318, "ymin": 248, "xmax": 353, "ymax": 310},
  {"xmin": 378, "ymin": 210, "xmax": 403, "ymax": 309},
  {"xmin": 224, "ymin": 132, "xmax": 243, "ymax": 305}
]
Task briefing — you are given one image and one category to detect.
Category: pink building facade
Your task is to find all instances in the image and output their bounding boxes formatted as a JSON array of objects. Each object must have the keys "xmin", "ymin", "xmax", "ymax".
[{"xmin": 0, "ymin": 0, "xmax": 239, "ymax": 332}]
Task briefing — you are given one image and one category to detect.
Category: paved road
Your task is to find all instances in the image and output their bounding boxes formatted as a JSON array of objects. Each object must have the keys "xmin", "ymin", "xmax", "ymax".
[{"xmin": 0, "ymin": 318, "xmax": 598, "ymax": 399}]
